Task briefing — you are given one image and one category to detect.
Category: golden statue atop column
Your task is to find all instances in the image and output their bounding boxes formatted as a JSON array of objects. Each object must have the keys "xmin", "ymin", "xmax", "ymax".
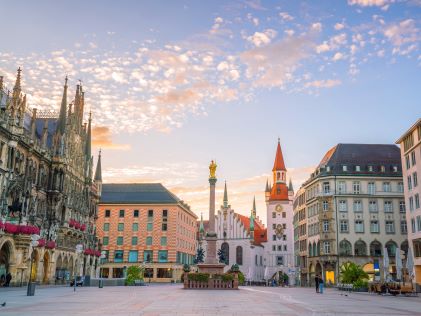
[{"xmin": 209, "ymin": 160, "xmax": 217, "ymax": 179}]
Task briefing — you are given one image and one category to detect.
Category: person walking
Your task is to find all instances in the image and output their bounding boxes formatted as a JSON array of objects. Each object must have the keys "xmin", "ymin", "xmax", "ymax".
[
  {"xmin": 315, "ymin": 275, "xmax": 320, "ymax": 293},
  {"xmin": 5, "ymin": 273, "xmax": 12, "ymax": 287},
  {"xmin": 319, "ymin": 276, "xmax": 324, "ymax": 294}
]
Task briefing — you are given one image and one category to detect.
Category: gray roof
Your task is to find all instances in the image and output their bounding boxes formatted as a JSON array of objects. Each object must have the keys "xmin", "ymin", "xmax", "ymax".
[
  {"xmin": 100, "ymin": 183, "xmax": 181, "ymax": 204},
  {"xmin": 316, "ymin": 143, "xmax": 402, "ymax": 176}
]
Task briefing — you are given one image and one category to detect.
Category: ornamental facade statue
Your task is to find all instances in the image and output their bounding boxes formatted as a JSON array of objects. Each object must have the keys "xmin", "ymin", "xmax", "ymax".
[{"xmin": 209, "ymin": 160, "xmax": 217, "ymax": 178}]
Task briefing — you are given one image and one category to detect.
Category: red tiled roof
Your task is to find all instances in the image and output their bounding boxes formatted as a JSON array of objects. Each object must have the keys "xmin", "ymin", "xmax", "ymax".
[
  {"xmin": 236, "ymin": 214, "xmax": 267, "ymax": 245},
  {"xmin": 273, "ymin": 141, "xmax": 286, "ymax": 171}
]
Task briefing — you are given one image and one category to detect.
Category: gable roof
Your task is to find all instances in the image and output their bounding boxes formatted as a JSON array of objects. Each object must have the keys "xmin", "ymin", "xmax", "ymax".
[{"xmin": 237, "ymin": 214, "xmax": 267, "ymax": 246}]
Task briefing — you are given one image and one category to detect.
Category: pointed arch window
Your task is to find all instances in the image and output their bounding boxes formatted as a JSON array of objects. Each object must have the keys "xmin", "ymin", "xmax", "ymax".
[{"xmin": 236, "ymin": 246, "xmax": 243, "ymax": 265}]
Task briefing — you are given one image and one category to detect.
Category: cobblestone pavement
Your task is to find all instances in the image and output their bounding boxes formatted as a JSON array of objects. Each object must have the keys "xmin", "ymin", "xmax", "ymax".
[{"xmin": 0, "ymin": 284, "xmax": 421, "ymax": 316}]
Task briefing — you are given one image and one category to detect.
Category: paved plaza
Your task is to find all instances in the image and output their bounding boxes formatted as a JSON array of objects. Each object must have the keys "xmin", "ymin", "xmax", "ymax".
[{"xmin": 0, "ymin": 285, "xmax": 421, "ymax": 316}]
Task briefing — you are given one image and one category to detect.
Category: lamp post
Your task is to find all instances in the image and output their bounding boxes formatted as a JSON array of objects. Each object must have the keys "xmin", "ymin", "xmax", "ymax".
[
  {"xmin": 99, "ymin": 251, "xmax": 106, "ymax": 288},
  {"xmin": 74, "ymin": 244, "xmax": 83, "ymax": 292},
  {"xmin": 27, "ymin": 234, "xmax": 40, "ymax": 296}
]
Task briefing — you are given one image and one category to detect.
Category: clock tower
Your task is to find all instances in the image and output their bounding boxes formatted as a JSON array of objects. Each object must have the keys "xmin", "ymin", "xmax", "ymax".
[{"xmin": 264, "ymin": 139, "xmax": 296, "ymax": 284}]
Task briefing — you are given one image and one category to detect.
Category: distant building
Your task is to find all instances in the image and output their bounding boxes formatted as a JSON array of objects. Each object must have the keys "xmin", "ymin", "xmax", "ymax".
[
  {"xmin": 263, "ymin": 140, "xmax": 296, "ymax": 284},
  {"xmin": 296, "ymin": 144, "xmax": 407, "ymax": 285},
  {"xmin": 293, "ymin": 186, "xmax": 307, "ymax": 285},
  {"xmin": 97, "ymin": 183, "xmax": 197, "ymax": 282},
  {"xmin": 199, "ymin": 182, "xmax": 267, "ymax": 282},
  {"xmin": 396, "ymin": 119, "xmax": 421, "ymax": 286}
]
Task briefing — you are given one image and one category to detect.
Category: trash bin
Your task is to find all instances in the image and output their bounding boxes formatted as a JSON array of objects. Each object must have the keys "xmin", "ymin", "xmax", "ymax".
[
  {"xmin": 27, "ymin": 282, "xmax": 36, "ymax": 296},
  {"xmin": 98, "ymin": 279, "xmax": 103, "ymax": 288}
]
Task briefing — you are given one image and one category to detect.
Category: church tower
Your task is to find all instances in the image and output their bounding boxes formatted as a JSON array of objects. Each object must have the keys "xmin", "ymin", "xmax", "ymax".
[{"xmin": 264, "ymin": 139, "xmax": 296, "ymax": 284}]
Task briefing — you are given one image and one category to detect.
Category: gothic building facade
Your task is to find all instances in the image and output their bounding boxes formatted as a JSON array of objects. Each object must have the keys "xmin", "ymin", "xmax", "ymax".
[{"xmin": 0, "ymin": 68, "xmax": 102, "ymax": 285}]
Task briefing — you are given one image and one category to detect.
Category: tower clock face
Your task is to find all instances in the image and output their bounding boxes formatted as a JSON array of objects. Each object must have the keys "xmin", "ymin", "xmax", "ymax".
[{"xmin": 276, "ymin": 204, "xmax": 283, "ymax": 212}]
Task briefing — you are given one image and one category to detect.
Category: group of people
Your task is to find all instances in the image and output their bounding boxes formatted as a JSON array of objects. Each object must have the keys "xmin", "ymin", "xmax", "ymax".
[
  {"xmin": 315, "ymin": 275, "xmax": 324, "ymax": 294},
  {"xmin": 0, "ymin": 273, "xmax": 12, "ymax": 287}
]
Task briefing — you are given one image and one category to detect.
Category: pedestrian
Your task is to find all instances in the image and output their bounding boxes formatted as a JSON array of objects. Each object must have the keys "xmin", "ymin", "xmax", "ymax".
[
  {"xmin": 319, "ymin": 276, "xmax": 324, "ymax": 294},
  {"xmin": 0, "ymin": 274, "xmax": 5, "ymax": 287},
  {"xmin": 315, "ymin": 275, "xmax": 319, "ymax": 293},
  {"xmin": 5, "ymin": 273, "xmax": 12, "ymax": 287}
]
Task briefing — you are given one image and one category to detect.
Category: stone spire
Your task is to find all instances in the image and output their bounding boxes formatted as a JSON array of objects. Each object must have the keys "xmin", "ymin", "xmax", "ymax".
[
  {"xmin": 223, "ymin": 180, "xmax": 228, "ymax": 208},
  {"xmin": 74, "ymin": 84, "xmax": 81, "ymax": 127},
  {"xmin": 42, "ymin": 119, "xmax": 49, "ymax": 148},
  {"xmin": 12, "ymin": 67, "xmax": 22, "ymax": 99},
  {"xmin": 56, "ymin": 76, "xmax": 68, "ymax": 135},
  {"xmin": 30, "ymin": 108, "xmax": 37, "ymax": 139},
  {"xmin": 288, "ymin": 178, "xmax": 294, "ymax": 191},
  {"xmin": 94, "ymin": 149, "xmax": 102, "ymax": 182},
  {"xmin": 0, "ymin": 76, "xmax": 4, "ymax": 91},
  {"xmin": 265, "ymin": 179, "xmax": 270, "ymax": 192},
  {"xmin": 85, "ymin": 112, "xmax": 92, "ymax": 160},
  {"xmin": 252, "ymin": 196, "xmax": 256, "ymax": 217},
  {"xmin": 199, "ymin": 213, "xmax": 204, "ymax": 234}
]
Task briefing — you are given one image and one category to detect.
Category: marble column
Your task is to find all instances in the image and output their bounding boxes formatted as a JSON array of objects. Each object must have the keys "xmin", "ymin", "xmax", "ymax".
[{"xmin": 205, "ymin": 177, "xmax": 218, "ymax": 264}]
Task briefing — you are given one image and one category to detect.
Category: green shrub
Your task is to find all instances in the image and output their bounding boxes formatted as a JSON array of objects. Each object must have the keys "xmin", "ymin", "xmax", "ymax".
[
  {"xmin": 125, "ymin": 266, "xmax": 144, "ymax": 286},
  {"xmin": 353, "ymin": 279, "xmax": 368, "ymax": 290},
  {"xmin": 187, "ymin": 273, "xmax": 210, "ymax": 282},
  {"xmin": 221, "ymin": 274, "xmax": 234, "ymax": 282},
  {"xmin": 340, "ymin": 262, "xmax": 368, "ymax": 285}
]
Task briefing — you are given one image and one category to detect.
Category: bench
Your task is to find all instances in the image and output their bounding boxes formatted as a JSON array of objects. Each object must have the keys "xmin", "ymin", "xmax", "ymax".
[{"xmin": 134, "ymin": 280, "xmax": 145, "ymax": 286}]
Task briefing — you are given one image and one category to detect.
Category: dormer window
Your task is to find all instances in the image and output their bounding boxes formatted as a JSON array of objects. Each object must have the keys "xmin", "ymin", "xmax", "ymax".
[
  {"xmin": 368, "ymin": 165, "xmax": 373, "ymax": 172},
  {"xmin": 392, "ymin": 166, "xmax": 398, "ymax": 172},
  {"xmin": 326, "ymin": 166, "xmax": 331, "ymax": 172},
  {"xmin": 380, "ymin": 166, "xmax": 385, "ymax": 173},
  {"xmin": 343, "ymin": 165, "xmax": 347, "ymax": 172},
  {"xmin": 355, "ymin": 165, "xmax": 361, "ymax": 172}
]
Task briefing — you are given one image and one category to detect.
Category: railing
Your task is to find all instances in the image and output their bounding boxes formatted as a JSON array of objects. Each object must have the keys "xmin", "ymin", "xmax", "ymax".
[{"xmin": 183, "ymin": 272, "xmax": 239, "ymax": 290}]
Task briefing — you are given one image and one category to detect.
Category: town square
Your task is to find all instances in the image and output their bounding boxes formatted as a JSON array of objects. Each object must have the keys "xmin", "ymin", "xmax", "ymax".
[{"xmin": 0, "ymin": 0, "xmax": 421, "ymax": 315}]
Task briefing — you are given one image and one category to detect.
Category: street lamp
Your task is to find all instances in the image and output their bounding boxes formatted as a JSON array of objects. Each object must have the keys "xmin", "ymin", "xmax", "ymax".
[
  {"xmin": 27, "ymin": 234, "xmax": 40, "ymax": 296},
  {"xmin": 99, "ymin": 251, "xmax": 106, "ymax": 288},
  {"xmin": 74, "ymin": 244, "xmax": 83, "ymax": 292}
]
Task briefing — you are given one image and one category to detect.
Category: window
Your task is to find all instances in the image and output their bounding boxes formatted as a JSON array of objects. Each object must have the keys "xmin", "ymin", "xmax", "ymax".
[
  {"xmin": 283, "ymin": 223, "xmax": 286, "ymax": 229},
  {"xmin": 381, "ymin": 166, "xmax": 385, "ymax": 172},
  {"xmin": 105, "ymin": 210, "xmax": 110, "ymax": 217},
  {"xmin": 272, "ymin": 245, "xmax": 276, "ymax": 251},
  {"xmin": 401, "ymin": 220, "xmax": 408, "ymax": 234},
  {"xmin": 384, "ymin": 201, "xmax": 393, "ymax": 212},
  {"xmin": 340, "ymin": 220, "xmax": 349, "ymax": 233},
  {"xmin": 133, "ymin": 210, "xmax": 139, "ymax": 217},
  {"xmin": 398, "ymin": 182, "xmax": 404, "ymax": 193},
  {"xmin": 131, "ymin": 236, "xmax": 138, "ymax": 246},
  {"xmin": 406, "ymin": 155, "xmax": 411, "ymax": 169},
  {"xmin": 355, "ymin": 165, "xmax": 361, "ymax": 172},
  {"xmin": 277, "ymin": 245, "xmax": 282, "ymax": 251},
  {"xmin": 158, "ymin": 250, "xmax": 168, "ymax": 263},
  {"xmin": 338, "ymin": 181, "xmax": 346, "ymax": 194},
  {"xmin": 103, "ymin": 223, "xmax": 109, "ymax": 231},
  {"xmin": 132, "ymin": 223, "xmax": 138, "ymax": 231},
  {"xmin": 128, "ymin": 251, "xmax": 138, "ymax": 263},
  {"xmin": 353, "ymin": 200, "xmax": 363, "ymax": 212},
  {"xmin": 323, "ymin": 220, "xmax": 329, "ymax": 232},
  {"xmin": 103, "ymin": 237, "xmax": 109, "ymax": 245},
  {"xmin": 283, "ymin": 235, "xmax": 287, "ymax": 241},
  {"xmin": 119, "ymin": 209, "xmax": 125, "ymax": 218},
  {"xmin": 383, "ymin": 182, "xmax": 391, "ymax": 192},
  {"xmin": 282, "ymin": 212, "xmax": 286, "ymax": 218},
  {"xmin": 368, "ymin": 182, "xmax": 376, "ymax": 195},
  {"xmin": 272, "ymin": 235, "xmax": 276, "ymax": 241},
  {"xmin": 147, "ymin": 223, "xmax": 153, "ymax": 231},
  {"xmin": 339, "ymin": 240, "xmax": 352, "ymax": 256},
  {"xmin": 323, "ymin": 241, "xmax": 330, "ymax": 254},
  {"xmin": 385, "ymin": 221, "xmax": 395, "ymax": 234},
  {"xmin": 236, "ymin": 246, "xmax": 243, "ymax": 265},
  {"xmin": 160, "ymin": 236, "xmax": 167, "ymax": 246},
  {"xmin": 272, "ymin": 224, "xmax": 276, "ymax": 229},
  {"xmin": 323, "ymin": 182, "xmax": 330, "ymax": 194},
  {"xmin": 118, "ymin": 223, "xmax": 124, "ymax": 231},
  {"xmin": 114, "ymin": 250, "xmax": 123, "ymax": 263},
  {"xmin": 146, "ymin": 236, "xmax": 152, "ymax": 246},
  {"xmin": 368, "ymin": 165, "xmax": 373, "ymax": 172},
  {"xmin": 162, "ymin": 209, "xmax": 168, "ymax": 231},
  {"xmin": 339, "ymin": 200, "xmax": 347, "ymax": 212},
  {"xmin": 272, "ymin": 212, "xmax": 276, "ymax": 218},
  {"xmin": 144, "ymin": 250, "xmax": 153, "ymax": 263},
  {"xmin": 370, "ymin": 220, "xmax": 379, "ymax": 233},
  {"xmin": 322, "ymin": 201, "xmax": 329, "ymax": 211},
  {"xmin": 283, "ymin": 245, "xmax": 287, "ymax": 251},
  {"xmin": 157, "ymin": 268, "xmax": 172, "ymax": 278},
  {"xmin": 417, "ymin": 216, "xmax": 421, "ymax": 232},
  {"xmin": 412, "ymin": 218, "xmax": 416, "ymax": 233},
  {"xmin": 117, "ymin": 236, "xmax": 123, "ymax": 245},
  {"xmin": 369, "ymin": 200, "xmax": 378, "ymax": 212},
  {"xmin": 355, "ymin": 240, "xmax": 367, "ymax": 256},
  {"xmin": 416, "ymin": 194, "xmax": 420, "ymax": 209},
  {"xmin": 410, "ymin": 197, "xmax": 414, "ymax": 211},
  {"xmin": 399, "ymin": 201, "xmax": 406, "ymax": 213},
  {"xmin": 343, "ymin": 165, "xmax": 348, "ymax": 172},
  {"xmin": 353, "ymin": 181, "xmax": 360, "ymax": 194},
  {"xmin": 408, "ymin": 176, "xmax": 413, "ymax": 190},
  {"xmin": 148, "ymin": 210, "xmax": 153, "ymax": 220},
  {"xmin": 355, "ymin": 220, "xmax": 364, "ymax": 233},
  {"xmin": 414, "ymin": 172, "xmax": 418, "ymax": 187},
  {"xmin": 393, "ymin": 166, "xmax": 398, "ymax": 172},
  {"xmin": 411, "ymin": 151, "xmax": 416, "ymax": 165},
  {"xmin": 276, "ymin": 256, "xmax": 284, "ymax": 265}
]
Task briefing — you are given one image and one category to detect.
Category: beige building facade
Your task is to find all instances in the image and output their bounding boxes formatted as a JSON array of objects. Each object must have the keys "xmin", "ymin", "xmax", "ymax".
[
  {"xmin": 396, "ymin": 118, "xmax": 421, "ymax": 286},
  {"xmin": 297, "ymin": 144, "xmax": 407, "ymax": 285}
]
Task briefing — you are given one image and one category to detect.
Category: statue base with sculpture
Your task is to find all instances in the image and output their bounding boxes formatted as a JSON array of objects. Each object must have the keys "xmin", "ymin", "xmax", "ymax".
[{"xmin": 183, "ymin": 263, "xmax": 239, "ymax": 290}]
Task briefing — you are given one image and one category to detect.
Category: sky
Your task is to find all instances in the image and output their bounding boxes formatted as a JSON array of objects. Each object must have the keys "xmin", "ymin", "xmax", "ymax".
[{"xmin": 1, "ymin": 0, "xmax": 421, "ymax": 224}]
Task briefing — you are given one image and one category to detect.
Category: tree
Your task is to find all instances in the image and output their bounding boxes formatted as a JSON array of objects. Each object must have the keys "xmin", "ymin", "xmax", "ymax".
[
  {"xmin": 340, "ymin": 262, "xmax": 368, "ymax": 287},
  {"xmin": 125, "ymin": 266, "xmax": 144, "ymax": 286},
  {"xmin": 194, "ymin": 247, "xmax": 205, "ymax": 264}
]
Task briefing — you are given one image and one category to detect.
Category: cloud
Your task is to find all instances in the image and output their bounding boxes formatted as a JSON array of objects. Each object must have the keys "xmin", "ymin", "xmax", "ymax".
[
  {"xmin": 92, "ymin": 126, "xmax": 131, "ymax": 150},
  {"xmin": 246, "ymin": 29, "xmax": 277, "ymax": 47},
  {"xmin": 334, "ymin": 23, "xmax": 345, "ymax": 31},
  {"xmin": 384, "ymin": 19, "xmax": 419, "ymax": 47},
  {"xmin": 304, "ymin": 79, "xmax": 342, "ymax": 88},
  {"xmin": 279, "ymin": 12, "xmax": 294, "ymax": 21},
  {"xmin": 348, "ymin": 0, "xmax": 392, "ymax": 7},
  {"xmin": 332, "ymin": 52, "xmax": 344, "ymax": 61}
]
